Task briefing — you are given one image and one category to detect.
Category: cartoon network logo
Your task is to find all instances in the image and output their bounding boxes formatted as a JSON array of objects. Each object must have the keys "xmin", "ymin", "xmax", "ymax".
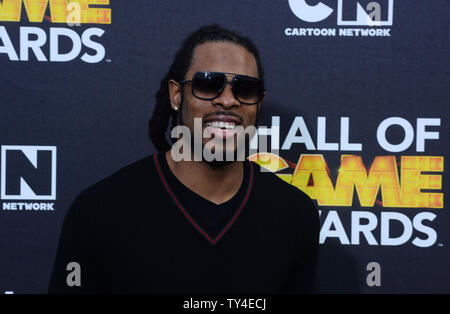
[
  {"xmin": 1, "ymin": 146, "xmax": 57, "ymax": 211},
  {"xmin": 285, "ymin": 0, "xmax": 394, "ymax": 37},
  {"xmin": 0, "ymin": 0, "xmax": 111, "ymax": 63}
]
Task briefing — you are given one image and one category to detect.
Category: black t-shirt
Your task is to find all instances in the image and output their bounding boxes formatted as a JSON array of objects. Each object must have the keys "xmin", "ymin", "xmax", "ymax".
[
  {"xmin": 156, "ymin": 152, "xmax": 251, "ymax": 242},
  {"xmin": 48, "ymin": 152, "xmax": 320, "ymax": 294}
]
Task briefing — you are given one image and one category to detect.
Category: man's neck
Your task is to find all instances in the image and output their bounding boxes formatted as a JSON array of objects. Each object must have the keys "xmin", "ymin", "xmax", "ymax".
[{"xmin": 164, "ymin": 150, "xmax": 243, "ymax": 205}]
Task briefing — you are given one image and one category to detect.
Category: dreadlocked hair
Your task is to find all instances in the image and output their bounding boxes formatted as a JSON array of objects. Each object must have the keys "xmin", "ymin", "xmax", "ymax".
[{"xmin": 148, "ymin": 24, "xmax": 265, "ymax": 152}]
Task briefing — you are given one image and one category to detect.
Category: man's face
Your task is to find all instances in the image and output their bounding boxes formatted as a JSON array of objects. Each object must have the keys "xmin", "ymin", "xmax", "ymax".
[{"xmin": 169, "ymin": 41, "xmax": 264, "ymax": 161}]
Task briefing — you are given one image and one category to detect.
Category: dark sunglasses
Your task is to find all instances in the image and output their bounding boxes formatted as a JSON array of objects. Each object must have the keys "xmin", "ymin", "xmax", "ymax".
[{"xmin": 178, "ymin": 71, "xmax": 265, "ymax": 105}]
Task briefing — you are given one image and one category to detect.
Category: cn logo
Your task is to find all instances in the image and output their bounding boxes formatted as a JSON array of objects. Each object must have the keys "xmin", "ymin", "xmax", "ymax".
[
  {"xmin": 288, "ymin": 0, "xmax": 394, "ymax": 26},
  {"xmin": 337, "ymin": 0, "xmax": 394, "ymax": 26},
  {"xmin": 1, "ymin": 146, "xmax": 57, "ymax": 200},
  {"xmin": 288, "ymin": 0, "xmax": 334, "ymax": 23}
]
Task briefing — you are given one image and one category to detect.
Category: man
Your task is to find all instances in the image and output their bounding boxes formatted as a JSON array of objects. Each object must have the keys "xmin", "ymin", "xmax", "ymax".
[{"xmin": 48, "ymin": 25, "xmax": 319, "ymax": 294}]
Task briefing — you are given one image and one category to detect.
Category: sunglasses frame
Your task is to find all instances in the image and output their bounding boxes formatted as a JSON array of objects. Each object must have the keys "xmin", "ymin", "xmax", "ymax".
[{"xmin": 178, "ymin": 71, "xmax": 265, "ymax": 105}]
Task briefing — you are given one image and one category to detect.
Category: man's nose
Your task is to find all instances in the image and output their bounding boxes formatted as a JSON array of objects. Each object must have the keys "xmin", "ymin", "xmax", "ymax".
[{"xmin": 212, "ymin": 82, "xmax": 240, "ymax": 109}]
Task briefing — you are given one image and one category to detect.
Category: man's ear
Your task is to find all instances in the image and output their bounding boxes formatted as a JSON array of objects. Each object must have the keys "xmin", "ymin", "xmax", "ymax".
[{"xmin": 168, "ymin": 79, "xmax": 182, "ymax": 110}]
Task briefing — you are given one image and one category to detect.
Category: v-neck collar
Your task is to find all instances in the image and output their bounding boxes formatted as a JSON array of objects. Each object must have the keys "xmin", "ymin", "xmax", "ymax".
[{"xmin": 153, "ymin": 152, "xmax": 254, "ymax": 246}]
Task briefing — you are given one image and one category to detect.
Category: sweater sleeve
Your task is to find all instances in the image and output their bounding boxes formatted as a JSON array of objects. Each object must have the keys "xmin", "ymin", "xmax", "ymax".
[
  {"xmin": 285, "ymin": 195, "xmax": 320, "ymax": 294},
  {"xmin": 48, "ymin": 192, "xmax": 107, "ymax": 294}
]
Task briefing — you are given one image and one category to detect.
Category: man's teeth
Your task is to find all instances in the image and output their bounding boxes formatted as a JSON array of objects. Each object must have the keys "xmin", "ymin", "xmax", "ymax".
[{"xmin": 206, "ymin": 121, "xmax": 236, "ymax": 129}]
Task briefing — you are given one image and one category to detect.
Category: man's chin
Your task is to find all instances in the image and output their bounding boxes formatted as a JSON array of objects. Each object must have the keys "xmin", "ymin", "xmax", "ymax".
[
  {"xmin": 203, "ymin": 158, "xmax": 234, "ymax": 169},
  {"xmin": 202, "ymin": 147, "xmax": 240, "ymax": 166},
  {"xmin": 187, "ymin": 136, "xmax": 251, "ymax": 164}
]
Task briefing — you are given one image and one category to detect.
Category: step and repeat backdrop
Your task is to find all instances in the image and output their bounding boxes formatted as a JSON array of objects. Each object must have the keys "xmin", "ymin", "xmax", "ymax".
[{"xmin": 0, "ymin": 0, "xmax": 449, "ymax": 293}]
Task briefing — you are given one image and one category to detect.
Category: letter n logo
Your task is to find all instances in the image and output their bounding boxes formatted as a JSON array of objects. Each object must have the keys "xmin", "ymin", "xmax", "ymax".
[{"xmin": 1, "ymin": 145, "xmax": 57, "ymax": 200}]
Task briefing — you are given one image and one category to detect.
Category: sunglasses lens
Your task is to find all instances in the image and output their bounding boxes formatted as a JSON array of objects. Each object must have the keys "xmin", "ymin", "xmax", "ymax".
[
  {"xmin": 192, "ymin": 72, "xmax": 225, "ymax": 99},
  {"xmin": 233, "ymin": 76, "xmax": 262, "ymax": 104},
  {"xmin": 188, "ymin": 72, "xmax": 263, "ymax": 104}
]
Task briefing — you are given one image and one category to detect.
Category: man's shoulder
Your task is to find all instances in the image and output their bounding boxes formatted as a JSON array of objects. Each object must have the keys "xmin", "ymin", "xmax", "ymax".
[
  {"xmin": 250, "ymin": 161, "xmax": 311, "ymax": 202},
  {"xmin": 249, "ymin": 161, "xmax": 318, "ymax": 217},
  {"xmin": 249, "ymin": 161, "xmax": 320, "ymax": 239},
  {"xmin": 74, "ymin": 154, "xmax": 159, "ymax": 204}
]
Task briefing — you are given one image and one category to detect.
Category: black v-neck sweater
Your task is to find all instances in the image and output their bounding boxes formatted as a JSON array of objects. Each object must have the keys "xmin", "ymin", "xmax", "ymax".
[
  {"xmin": 155, "ymin": 152, "xmax": 252, "ymax": 243},
  {"xmin": 48, "ymin": 153, "xmax": 319, "ymax": 294}
]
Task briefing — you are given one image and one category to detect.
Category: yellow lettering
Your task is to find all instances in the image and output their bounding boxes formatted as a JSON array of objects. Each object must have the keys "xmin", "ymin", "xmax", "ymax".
[
  {"xmin": 0, "ymin": 0, "xmax": 22, "ymax": 21},
  {"xmin": 400, "ymin": 156, "xmax": 443, "ymax": 208},
  {"xmin": 335, "ymin": 155, "xmax": 401, "ymax": 207},
  {"xmin": 248, "ymin": 152, "xmax": 293, "ymax": 183},
  {"xmin": 0, "ymin": 0, "xmax": 111, "ymax": 23},
  {"xmin": 291, "ymin": 155, "xmax": 336, "ymax": 205},
  {"xmin": 250, "ymin": 153, "xmax": 444, "ymax": 208},
  {"xmin": 70, "ymin": 0, "xmax": 111, "ymax": 24}
]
